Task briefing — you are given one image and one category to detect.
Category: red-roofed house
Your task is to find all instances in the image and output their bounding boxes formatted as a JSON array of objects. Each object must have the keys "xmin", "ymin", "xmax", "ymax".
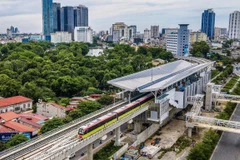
[
  {"xmin": 37, "ymin": 102, "xmax": 71, "ymax": 118},
  {"xmin": 18, "ymin": 113, "xmax": 48, "ymax": 129},
  {"xmin": 3, "ymin": 121, "xmax": 38, "ymax": 136},
  {"xmin": 0, "ymin": 125, "xmax": 13, "ymax": 133},
  {"xmin": 0, "ymin": 96, "xmax": 33, "ymax": 113},
  {"xmin": 0, "ymin": 112, "xmax": 19, "ymax": 122}
]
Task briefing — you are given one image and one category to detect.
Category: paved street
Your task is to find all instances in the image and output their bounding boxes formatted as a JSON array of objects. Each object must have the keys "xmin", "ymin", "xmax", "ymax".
[{"xmin": 211, "ymin": 104, "xmax": 240, "ymax": 160}]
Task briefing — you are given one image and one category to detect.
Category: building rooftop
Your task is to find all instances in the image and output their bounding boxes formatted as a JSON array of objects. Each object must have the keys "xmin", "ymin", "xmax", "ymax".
[
  {"xmin": 0, "ymin": 125, "xmax": 14, "ymax": 133},
  {"xmin": 19, "ymin": 113, "xmax": 48, "ymax": 121},
  {"xmin": 3, "ymin": 121, "xmax": 36, "ymax": 133},
  {"xmin": 108, "ymin": 60, "xmax": 213, "ymax": 92},
  {"xmin": 0, "ymin": 112, "xmax": 19, "ymax": 122},
  {"xmin": 0, "ymin": 96, "xmax": 32, "ymax": 108}
]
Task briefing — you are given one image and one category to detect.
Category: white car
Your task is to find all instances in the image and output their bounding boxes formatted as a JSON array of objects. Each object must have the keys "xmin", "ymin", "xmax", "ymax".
[{"xmin": 67, "ymin": 153, "xmax": 75, "ymax": 159}]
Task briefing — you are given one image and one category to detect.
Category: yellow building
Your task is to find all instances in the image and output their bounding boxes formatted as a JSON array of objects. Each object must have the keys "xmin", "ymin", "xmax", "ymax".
[{"xmin": 190, "ymin": 32, "xmax": 208, "ymax": 44}]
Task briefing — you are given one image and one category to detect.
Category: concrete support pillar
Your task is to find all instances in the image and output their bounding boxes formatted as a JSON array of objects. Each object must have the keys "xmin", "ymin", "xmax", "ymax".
[
  {"xmin": 188, "ymin": 127, "xmax": 193, "ymax": 138},
  {"xmin": 87, "ymin": 143, "xmax": 93, "ymax": 160},
  {"xmin": 115, "ymin": 126, "xmax": 121, "ymax": 146},
  {"xmin": 134, "ymin": 121, "xmax": 142, "ymax": 133}
]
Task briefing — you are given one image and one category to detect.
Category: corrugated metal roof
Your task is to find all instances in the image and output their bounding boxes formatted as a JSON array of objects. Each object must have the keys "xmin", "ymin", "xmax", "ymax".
[
  {"xmin": 3, "ymin": 121, "xmax": 36, "ymax": 132},
  {"xmin": 0, "ymin": 96, "xmax": 32, "ymax": 108},
  {"xmin": 108, "ymin": 60, "xmax": 213, "ymax": 92}
]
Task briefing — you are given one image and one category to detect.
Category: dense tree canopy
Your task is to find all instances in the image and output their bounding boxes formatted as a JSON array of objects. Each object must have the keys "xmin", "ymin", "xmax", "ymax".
[
  {"xmin": 191, "ymin": 41, "xmax": 210, "ymax": 58},
  {"xmin": 0, "ymin": 42, "xmax": 173, "ymax": 103},
  {"xmin": 6, "ymin": 134, "xmax": 28, "ymax": 148},
  {"xmin": 39, "ymin": 117, "xmax": 64, "ymax": 134}
]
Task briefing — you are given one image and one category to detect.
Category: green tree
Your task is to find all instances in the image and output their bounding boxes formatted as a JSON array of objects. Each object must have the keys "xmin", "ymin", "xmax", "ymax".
[
  {"xmin": 0, "ymin": 74, "xmax": 21, "ymax": 97},
  {"xmin": 0, "ymin": 141, "xmax": 6, "ymax": 151},
  {"xmin": 1, "ymin": 45, "xmax": 10, "ymax": 55},
  {"xmin": 191, "ymin": 41, "xmax": 210, "ymax": 58},
  {"xmin": 78, "ymin": 101, "xmax": 102, "ymax": 115},
  {"xmin": 97, "ymin": 95, "xmax": 114, "ymax": 106},
  {"xmin": 6, "ymin": 134, "xmax": 28, "ymax": 148},
  {"xmin": 67, "ymin": 109, "xmax": 83, "ymax": 120},
  {"xmin": 39, "ymin": 117, "xmax": 64, "ymax": 134},
  {"xmin": 137, "ymin": 46, "xmax": 148, "ymax": 55}
]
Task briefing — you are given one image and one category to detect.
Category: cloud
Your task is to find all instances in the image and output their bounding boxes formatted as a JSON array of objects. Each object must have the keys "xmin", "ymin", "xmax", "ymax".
[{"xmin": 0, "ymin": 0, "xmax": 240, "ymax": 33}]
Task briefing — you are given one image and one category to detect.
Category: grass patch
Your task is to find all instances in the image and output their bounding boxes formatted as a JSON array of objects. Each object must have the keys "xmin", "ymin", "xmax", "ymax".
[
  {"xmin": 93, "ymin": 141, "xmax": 122, "ymax": 160},
  {"xmin": 174, "ymin": 136, "xmax": 191, "ymax": 154},
  {"xmin": 212, "ymin": 70, "xmax": 220, "ymax": 79},
  {"xmin": 157, "ymin": 136, "xmax": 191, "ymax": 159},
  {"xmin": 222, "ymin": 75, "xmax": 239, "ymax": 92},
  {"xmin": 215, "ymin": 102, "xmax": 236, "ymax": 120},
  {"xmin": 158, "ymin": 148, "xmax": 172, "ymax": 159}
]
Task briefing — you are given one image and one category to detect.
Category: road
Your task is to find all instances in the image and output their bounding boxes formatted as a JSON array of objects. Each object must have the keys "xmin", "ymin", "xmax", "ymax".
[
  {"xmin": 72, "ymin": 123, "xmax": 128, "ymax": 160},
  {"xmin": 211, "ymin": 104, "xmax": 240, "ymax": 160}
]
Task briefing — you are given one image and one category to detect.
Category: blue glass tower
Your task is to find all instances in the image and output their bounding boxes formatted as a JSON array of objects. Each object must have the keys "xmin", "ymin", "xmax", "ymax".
[
  {"xmin": 53, "ymin": 3, "xmax": 61, "ymax": 32},
  {"xmin": 60, "ymin": 6, "xmax": 74, "ymax": 33},
  {"xmin": 74, "ymin": 5, "xmax": 88, "ymax": 27},
  {"xmin": 42, "ymin": 0, "xmax": 53, "ymax": 39},
  {"xmin": 201, "ymin": 9, "xmax": 215, "ymax": 40}
]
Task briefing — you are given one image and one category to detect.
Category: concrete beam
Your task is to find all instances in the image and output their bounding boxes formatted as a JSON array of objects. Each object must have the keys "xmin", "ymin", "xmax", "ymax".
[
  {"xmin": 115, "ymin": 127, "xmax": 121, "ymax": 146},
  {"xmin": 134, "ymin": 121, "xmax": 142, "ymax": 133},
  {"xmin": 188, "ymin": 127, "xmax": 193, "ymax": 137},
  {"xmin": 87, "ymin": 143, "xmax": 93, "ymax": 160}
]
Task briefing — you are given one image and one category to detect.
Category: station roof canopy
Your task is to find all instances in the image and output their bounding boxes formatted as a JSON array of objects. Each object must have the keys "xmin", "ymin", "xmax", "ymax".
[{"xmin": 108, "ymin": 60, "xmax": 212, "ymax": 93}]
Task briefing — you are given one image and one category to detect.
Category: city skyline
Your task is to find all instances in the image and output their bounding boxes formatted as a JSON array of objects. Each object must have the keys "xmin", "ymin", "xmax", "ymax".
[{"xmin": 0, "ymin": 0, "xmax": 240, "ymax": 33}]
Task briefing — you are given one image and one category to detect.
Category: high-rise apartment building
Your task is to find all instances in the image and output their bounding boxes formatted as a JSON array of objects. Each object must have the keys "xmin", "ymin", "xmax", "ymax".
[
  {"xmin": 42, "ymin": 0, "xmax": 53, "ymax": 39},
  {"xmin": 215, "ymin": 27, "xmax": 227, "ymax": 39},
  {"xmin": 51, "ymin": 32, "xmax": 72, "ymax": 43},
  {"xmin": 74, "ymin": 5, "xmax": 88, "ymax": 27},
  {"xmin": 162, "ymin": 28, "xmax": 179, "ymax": 38},
  {"xmin": 128, "ymin": 25, "xmax": 137, "ymax": 40},
  {"xmin": 151, "ymin": 25, "xmax": 159, "ymax": 38},
  {"xmin": 201, "ymin": 9, "xmax": 215, "ymax": 40},
  {"xmin": 177, "ymin": 24, "xmax": 190, "ymax": 56},
  {"xmin": 190, "ymin": 32, "xmax": 207, "ymax": 44},
  {"xmin": 74, "ymin": 26, "xmax": 93, "ymax": 43},
  {"xmin": 144, "ymin": 28, "xmax": 151, "ymax": 40},
  {"xmin": 167, "ymin": 24, "xmax": 190, "ymax": 56},
  {"xmin": 228, "ymin": 11, "xmax": 240, "ymax": 39},
  {"xmin": 60, "ymin": 6, "xmax": 74, "ymax": 34},
  {"xmin": 53, "ymin": 3, "xmax": 61, "ymax": 32}
]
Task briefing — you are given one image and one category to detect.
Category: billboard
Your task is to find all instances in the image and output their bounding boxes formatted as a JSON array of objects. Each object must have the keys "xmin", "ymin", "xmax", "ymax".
[
  {"xmin": 21, "ymin": 132, "xmax": 31, "ymax": 139},
  {"xmin": 184, "ymin": 44, "xmax": 189, "ymax": 56},
  {"xmin": 0, "ymin": 132, "xmax": 17, "ymax": 142}
]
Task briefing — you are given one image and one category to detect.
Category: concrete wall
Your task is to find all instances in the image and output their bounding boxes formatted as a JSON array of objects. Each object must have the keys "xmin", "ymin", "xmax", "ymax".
[
  {"xmin": 0, "ymin": 101, "xmax": 33, "ymax": 113},
  {"xmin": 110, "ymin": 143, "xmax": 129, "ymax": 159},
  {"xmin": 135, "ymin": 124, "xmax": 160, "ymax": 146},
  {"xmin": 175, "ymin": 91, "xmax": 184, "ymax": 108}
]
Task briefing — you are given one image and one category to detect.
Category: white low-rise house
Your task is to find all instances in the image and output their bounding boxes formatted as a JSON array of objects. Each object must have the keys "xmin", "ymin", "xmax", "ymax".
[
  {"xmin": 0, "ymin": 96, "xmax": 33, "ymax": 113},
  {"xmin": 74, "ymin": 26, "xmax": 93, "ymax": 44},
  {"xmin": 51, "ymin": 32, "xmax": 72, "ymax": 44},
  {"xmin": 211, "ymin": 42, "xmax": 223, "ymax": 49},
  {"xmin": 37, "ymin": 100, "xmax": 72, "ymax": 118}
]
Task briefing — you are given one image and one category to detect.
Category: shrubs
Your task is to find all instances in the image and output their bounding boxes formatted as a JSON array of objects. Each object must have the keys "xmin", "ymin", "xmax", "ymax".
[
  {"xmin": 212, "ymin": 70, "xmax": 220, "ymax": 79},
  {"xmin": 212, "ymin": 65, "xmax": 233, "ymax": 84},
  {"xmin": 222, "ymin": 75, "xmax": 239, "ymax": 92},
  {"xmin": 93, "ymin": 141, "xmax": 122, "ymax": 160},
  {"xmin": 215, "ymin": 102, "xmax": 236, "ymax": 120},
  {"xmin": 187, "ymin": 129, "xmax": 220, "ymax": 160}
]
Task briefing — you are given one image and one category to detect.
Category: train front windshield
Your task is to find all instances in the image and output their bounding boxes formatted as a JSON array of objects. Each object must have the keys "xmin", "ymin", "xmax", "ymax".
[{"xmin": 79, "ymin": 128, "xmax": 84, "ymax": 134}]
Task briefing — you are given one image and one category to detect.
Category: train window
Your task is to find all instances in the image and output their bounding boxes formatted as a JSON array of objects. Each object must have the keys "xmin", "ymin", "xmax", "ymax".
[{"xmin": 79, "ymin": 128, "xmax": 84, "ymax": 134}]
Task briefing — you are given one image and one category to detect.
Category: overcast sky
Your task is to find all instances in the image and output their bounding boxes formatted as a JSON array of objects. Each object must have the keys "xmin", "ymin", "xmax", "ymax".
[{"xmin": 0, "ymin": 0, "xmax": 240, "ymax": 34}]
